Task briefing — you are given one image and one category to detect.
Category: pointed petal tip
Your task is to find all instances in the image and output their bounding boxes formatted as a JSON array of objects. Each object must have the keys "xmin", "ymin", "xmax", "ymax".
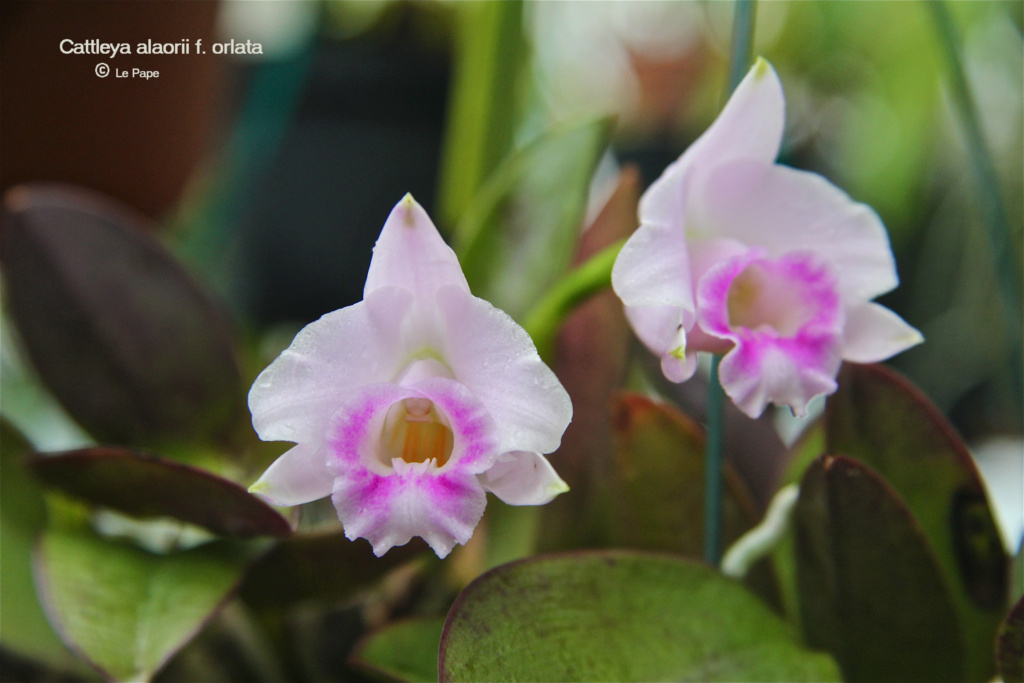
[{"xmin": 752, "ymin": 56, "xmax": 772, "ymax": 80}]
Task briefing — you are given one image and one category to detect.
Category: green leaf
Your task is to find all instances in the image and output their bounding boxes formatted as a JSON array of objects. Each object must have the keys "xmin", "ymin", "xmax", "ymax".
[
  {"xmin": 827, "ymin": 363, "xmax": 1008, "ymax": 680},
  {"xmin": 439, "ymin": 551, "xmax": 840, "ymax": 682},
  {"xmin": 350, "ymin": 617, "xmax": 445, "ymax": 683},
  {"xmin": 0, "ymin": 184, "xmax": 245, "ymax": 450},
  {"xmin": 437, "ymin": 0, "xmax": 524, "ymax": 231},
  {"xmin": 0, "ymin": 421, "xmax": 89, "ymax": 674},
  {"xmin": 29, "ymin": 448, "xmax": 293, "ymax": 538},
  {"xmin": 794, "ymin": 455, "xmax": 965, "ymax": 682},
  {"xmin": 998, "ymin": 594, "xmax": 1024, "ymax": 683},
  {"xmin": 456, "ymin": 116, "xmax": 615, "ymax": 319},
  {"xmin": 603, "ymin": 394, "xmax": 757, "ymax": 554},
  {"xmin": 240, "ymin": 529, "xmax": 427, "ymax": 609},
  {"xmin": 605, "ymin": 393, "xmax": 782, "ymax": 609},
  {"xmin": 35, "ymin": 529, "xmax": 252, "ymax": 682}
]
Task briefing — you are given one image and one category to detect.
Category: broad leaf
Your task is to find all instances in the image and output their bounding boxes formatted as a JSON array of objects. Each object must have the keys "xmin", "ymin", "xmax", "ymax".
[
  {"xmin": 998, "ymin": 595, "xmax": 1024, "ymax": 683},
  {"xmin": 0, "ymin": 184, "xmax": 245, "ymax": 449},
  {"xmin": 827, "ymin": 363, "xmax": 1008, "ymax": 680},
  {"xmin": 440, "ymin": 551, "xmax": 840, "ymax": 682},
  {"xmin": 456, "ymin": 117, "xmax": 614, "ymax": 319},
  {"xmin": 0, "ymin": 421, "xmax": 88, "ymax": 674},
  {"xmin": 29, "ymin": 448, "xmax": 293, "ymax": 538},
  {"xmin": 35, "ymin": 529, "xmax": 252, "ymax": 682},
  {"xmin": 350, "ymin": 617, "xmax": 445, "ymax": 683},
  {"xmin": 603, "ymin": 393, "xmax": 756, "ymax": 554},
  {"xmin": 794, "ymin": 455, "xmax": 965, "ymax": 682}
]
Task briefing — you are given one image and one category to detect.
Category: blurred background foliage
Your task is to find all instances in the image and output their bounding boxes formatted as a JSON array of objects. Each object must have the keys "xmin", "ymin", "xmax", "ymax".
[
  {"xmin": 5, "ymin": 0, "xmax": 1019, "ymax": 439},
  {"xmin": 1, "ymin": 1, "xmax": 1022, "ymax": 681}
]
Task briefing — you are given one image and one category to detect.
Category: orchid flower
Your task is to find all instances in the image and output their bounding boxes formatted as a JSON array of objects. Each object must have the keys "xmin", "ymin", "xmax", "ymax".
[
  {"xmin": 248, "ymin": 195, "xmax": 572, "ymax": 558},
  {"xmin": 612, "ymin": 58, "xmax": 922, "ymax": 418}
]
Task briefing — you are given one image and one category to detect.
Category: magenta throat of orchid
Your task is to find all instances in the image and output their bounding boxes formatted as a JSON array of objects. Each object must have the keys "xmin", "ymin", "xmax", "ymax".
[{"xmin": 725, "ymin": 257, "xmax": 834, "ymax": 337}]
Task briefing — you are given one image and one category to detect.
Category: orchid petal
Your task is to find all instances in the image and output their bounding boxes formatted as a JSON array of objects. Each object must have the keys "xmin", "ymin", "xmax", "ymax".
[
  {"xmin": 623, "ymin": 305, "xmax": 685, "ymax": 360},
  {"xmin": 248, "ymin": 442, "xmax": 332, "ymax": 507},
  {"xmin": 364, "ymin": 194, "xmax": 469, "ymax": 300},
  {"xmin": 690, "ymin": 160, "xmax": 898, "ymax": 300},
  {"xmin": 842, "ymin": 302, "xmax": 924, "ymax": 363},
  {"xmin": 719, "ymin": 340, "xmax": 841, "ymax": 419},
  {"xmin": 638, "ymin": 58, "xmax": 785, "ymax": 229},
  {"xmin": 436, "ymin": 285, "xmax": 572, "ymax": 456},
  {"xmin": 661, "ymin": 350, "xmax": 699, "ymax": 384},
  {"xmin": 248, "ymin": 286, "xmax": 412, "ymax": 443},
  {"xmin": 683, "ymin": 57, "xmax": 786, "ymax": 176},
  {"xmin": 612, "ymin": 222, "xmax": 695, "ymax": 315},
  {"xmin": 333, "ymin": 467, "xmax": 486, "ymax": 558},
  {"xmin": 480, "ymin": 451, "xmax": 569, "ymax": 506}
]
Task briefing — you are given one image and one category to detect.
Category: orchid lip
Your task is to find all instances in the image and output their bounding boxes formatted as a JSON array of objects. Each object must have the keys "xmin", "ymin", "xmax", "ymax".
[{"xmin": 379, "ymin": 397, "xmax": 455, "ymax": 469}]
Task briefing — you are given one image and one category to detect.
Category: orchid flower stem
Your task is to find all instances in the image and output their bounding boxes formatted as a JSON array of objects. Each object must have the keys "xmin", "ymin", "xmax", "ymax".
[
  {"xmin": 928, "ymin": 1, "xmax": 1024, "ymax": 408},
  {"xmin": 522, "ymin": 239, "xmax": 625, "ymax": 363},
  {"xmin": 704, "ymin": 355, "xmax": 726, "ymax": 567}
]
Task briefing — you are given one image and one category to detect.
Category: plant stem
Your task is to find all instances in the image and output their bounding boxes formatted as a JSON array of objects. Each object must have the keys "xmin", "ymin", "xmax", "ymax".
[
  {"xmin": 704, "ymin": 355, "xmax": 725, "ymax": 566},
  {"xmin": 927, "ymin": 1, "xmax": 1023, "ymax": 409},
  {"xmin": 704, "ymin": 0, "xmax": 758, "ymax": 569},
  {"xmin": 522, "ymin": 239, "xmax": 624, "ymax": 362}
]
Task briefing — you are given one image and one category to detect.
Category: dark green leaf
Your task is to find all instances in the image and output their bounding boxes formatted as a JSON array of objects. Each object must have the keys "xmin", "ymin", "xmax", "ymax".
[
  {"xmin": 795, "ymin": 455, "xmax": 965, "ymax": 681},
  {"xmin": 35, "ymin": 529, "xmax": 252, "ymax": 682},
  {"xmin": 998, "ymin": 595, "xmax": 1024, "ymax": 683},
  {"xmin": 0, "ymin": 184, "xmax": 245, "ymax": 449},
  {"xmin": 439, "ymin": 550, "xmax": 839, "ymax": 682},
  {"xmin": 827, "ymin": 363, "xmax": 1008, "ymax": 680},
  {"xmin": 240, "ymin": 528, "xmax": 427, "ymax": 609},
  {"xmin": 29, "ymin": 448, "xmax": 293, "ymax": 538},
  {"xmin": 350, "ymin": 617, "xmax": 445, "ymax": 683},
  {"xmin": 456, "ymin": 117, "xmax": 614, "ymax": 319}
]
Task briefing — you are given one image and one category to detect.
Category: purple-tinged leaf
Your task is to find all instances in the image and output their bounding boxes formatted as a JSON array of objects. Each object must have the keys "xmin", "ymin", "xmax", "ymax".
[
  {"xmin": 828, "ymin": 363, "xmax": 1008, "ymax": 680},
  {"xmin": 604, "ymin": 393, "xmax": 756, "ymax": 554},
  {"xmin": 602, "ymin": 393, "xmax": 781, "ymax": 609},
  {"xmin": 29, "ymin": 448, "xmax": 292, "ymax": 538},
  {"xmin": 795, "ymin": 455, "xmax": 965, "ymax": 682},
  {"xmin": 0, "ymin": 184, "xmax": 244, "ymax": 449},
  {"xmin": 999, "ymin": 595, "xmax": 1024, "ymax": 683},
  {"xmin": 539, "ymin": 167, "xmax": 638, "ymax": 550}
]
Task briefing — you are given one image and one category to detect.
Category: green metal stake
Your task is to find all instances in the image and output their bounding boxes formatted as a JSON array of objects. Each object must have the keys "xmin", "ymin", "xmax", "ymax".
[
  {"xmin": 704, "ymin": 354, "xmax": 726, "ymax": 566},
  {"xmin": 705, "ymin": 0, "xmax": 757, "ymax": 568}
]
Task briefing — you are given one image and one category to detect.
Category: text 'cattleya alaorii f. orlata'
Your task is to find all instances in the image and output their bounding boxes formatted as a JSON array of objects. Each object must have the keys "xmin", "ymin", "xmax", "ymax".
[
  {"xmin": 612, "ymin": 58, "xmax": 923, "ymax": 419},
  {"xmin": 248, "ymin": 195, "xmax": 572, "ymax": 558}
]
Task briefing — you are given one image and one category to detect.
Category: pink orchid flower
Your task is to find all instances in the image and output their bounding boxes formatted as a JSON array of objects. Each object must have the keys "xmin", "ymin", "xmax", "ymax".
[
  {"xmin": 248, "ymin": 195, "xmax": 572, "ymax": 558},
  {"xmin": 612, "ymin": 58, "xmax": 922, "ymax": 418}
]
